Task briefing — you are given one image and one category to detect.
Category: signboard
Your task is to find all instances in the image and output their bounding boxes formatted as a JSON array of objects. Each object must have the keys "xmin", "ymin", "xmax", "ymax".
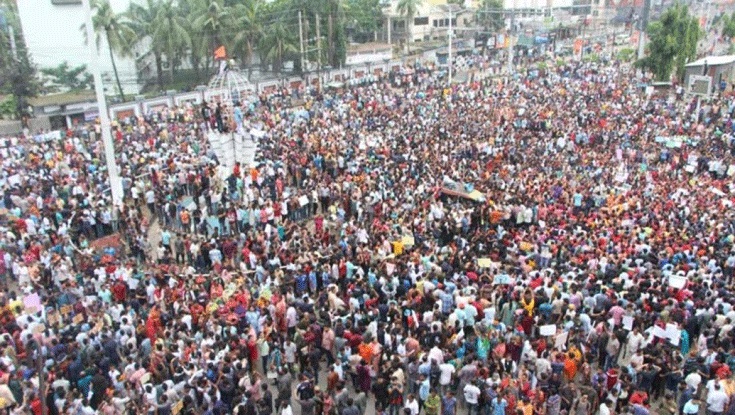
[{"xmin": 689, "ymin": 75, "xmax": 712, "ymax": 96}]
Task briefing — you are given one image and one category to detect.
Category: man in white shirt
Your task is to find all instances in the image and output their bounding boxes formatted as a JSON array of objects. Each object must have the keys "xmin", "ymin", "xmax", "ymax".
[
  {"xmin": 404, "ymin": 394, "xmax": 419, "ymax": 415},
  {"xmin": 598, "ymin": 399, "xmax": 613, "ymax": 415},
  {"xmin": 706, "ymin": 383, "xmax": 729, "ymax": 415},
  {"xmin": 463, "ymin": 381, "xmax": 481, "ymax": 413},
  {"xmin": 439, "ymin": 362, "xmax": 455, "ymax": 392}
]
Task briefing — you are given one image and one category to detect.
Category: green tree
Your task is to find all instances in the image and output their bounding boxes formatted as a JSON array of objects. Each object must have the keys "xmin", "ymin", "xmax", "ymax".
[
  {"xmin": 345, "ymin": 0, "xmax": 383, "ymax": 43},
  {"xmin": 0, "ymin": 0, "xmax": 38, "ymax": 119},
  {"xmin": 636, "ymin": 4, "xmax": 701, "ymax": 81},
  {"xmin": 192, "ymin": 0, "xmax": 232, "ymax": 60},
  {"xmin": 231, "ymin": 0, "xmax": 264, "ymax": 69},
  {"xmin": 722, "ymin": 11, "xmax": 735, "ymax": 39},
  {"xmin": 477, "ymin": 0, "xmax": 504, "ymax": 33},
  {"xmin": 397, "ymin": 0, "xmax": 424, "ymax": 53},
  {"xmin": 41, "ymin": 62, "xmax": 94, "ymax": 92},
  {"xmin": 259, "ymin": 18, "xmax": 299, "ymax": 73},
  {"xmin": 153, "ymin": 0, "xmax": 192, "ymax": 81},
  {"xmin": 126, "ymin": 0, "xmax": 166, "ymax": 89},
  {"xmin": 82, "ymin": 0, "xmax": 135, "ymax": 101}
]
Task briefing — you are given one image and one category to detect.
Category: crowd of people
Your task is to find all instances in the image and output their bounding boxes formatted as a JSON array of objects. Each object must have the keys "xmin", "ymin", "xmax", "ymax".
[{"xmin": 1, "ymin": 52, "xmax": 735, "ymax": 415}]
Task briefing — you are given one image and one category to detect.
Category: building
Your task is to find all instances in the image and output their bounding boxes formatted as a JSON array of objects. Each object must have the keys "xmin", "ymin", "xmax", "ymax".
[
  {"xmin": 684, "ymin": 55, "xmax": 735, "ymax": 93},
  {"xmin": 383, "ymin": 1, "xmax": 474, "ymax": 46},
  {"xmin": 27, "ymin": 91, "xmax": 98, "ymax": 130},
  {"xmin": 15, "ymin": 0, "xmax": 142, "ymax": 95}
]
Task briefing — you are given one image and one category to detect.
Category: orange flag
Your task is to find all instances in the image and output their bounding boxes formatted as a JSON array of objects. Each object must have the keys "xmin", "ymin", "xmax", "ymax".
[{"xmin": 214, "ymin": 45, "xmax": 226, "ymax": 60}]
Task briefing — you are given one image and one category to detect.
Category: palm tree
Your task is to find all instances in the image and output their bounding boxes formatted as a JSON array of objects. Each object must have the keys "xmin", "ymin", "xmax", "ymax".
[
  {"xmin": 153, "ymin": 0, "xmax": 191, "ymax": 82},
  {"xmin": 126, "ymin": 0, "xmax": 165, "ymax": 89},
  {"xmin": 259, "ymin": 18, "xmax": 299, "ymax": 73},
  {"xmin": 231, "ymin": 0, "xmax": 264, "ymax": 71},
  {"xmin": 82, "ymin": 0, "xmax": 135, "ymax": 101},
  {"xmin": 193, "ymin": 0, "xmax": 233, "ymax": 66},
  {"xmin": 396, "ymin": 0, "xmax": 424, "ymax": 53}
]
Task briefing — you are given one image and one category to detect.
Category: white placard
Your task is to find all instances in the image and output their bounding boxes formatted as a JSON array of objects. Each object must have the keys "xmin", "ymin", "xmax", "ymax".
[
  {"xmin": 539, "ymin": 324, "xmax": 556, "ymax": 336},
  {"xmin": 622, "ymin": 316, "xmax": 634, "ymax": 331},
  {"xmin": 665, "ymin": 323, "xmax": 680, "ymax": 346},
  {"xmin": 555, "ymin": 331, "xmax": 569, "ymax": 350},
  {"xmin": 669, "ymin": 275, "xmax": 687, "ymax": 289},
  {"xmin": 652, "ymin": 326, "xmax": 667, "ymax": 338}
]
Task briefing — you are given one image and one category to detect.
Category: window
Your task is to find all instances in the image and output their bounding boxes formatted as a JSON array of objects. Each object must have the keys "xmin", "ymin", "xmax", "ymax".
[
  {"xmin": 414, "ymin": 17, "xmax": 429, "ymax": 26},
  {"xmin": 433, "ymin": 20, "xmax": 439, "ymax": 27}
]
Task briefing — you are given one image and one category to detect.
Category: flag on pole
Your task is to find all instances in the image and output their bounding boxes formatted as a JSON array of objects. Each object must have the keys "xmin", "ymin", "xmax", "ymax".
[{"xmin": 214, "ymin": 45, "xmax": 226, "ymax": 60}]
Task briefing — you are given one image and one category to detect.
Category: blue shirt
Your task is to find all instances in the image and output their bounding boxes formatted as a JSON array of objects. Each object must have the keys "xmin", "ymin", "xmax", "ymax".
[
  {"xmin": 419, "ymin": 378, "xmax": 430, "ymax": 401},
  {"xmin": 492, "ymin": 398, "xmax": 507, "ymax": 415},
  {"xmin": 161, "ymin": 231, "xmax": 171, "ymax": 246},
  {"xmin": 573, "ymin": 193, "xmax": 583, "ymax": 207}
]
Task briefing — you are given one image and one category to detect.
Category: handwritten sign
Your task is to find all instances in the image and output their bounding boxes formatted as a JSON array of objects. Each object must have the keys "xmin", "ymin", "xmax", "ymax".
[
  {"xmin": 477, "ymin": 258, "xmax": 492, "ymax": 268},
  {"xmin": 23, "ymin": 294, "xmax": 42, "ymax": 314},
  {"xmin": 172, "ymin": 400, "xmax": 184, "ymax": 415}
]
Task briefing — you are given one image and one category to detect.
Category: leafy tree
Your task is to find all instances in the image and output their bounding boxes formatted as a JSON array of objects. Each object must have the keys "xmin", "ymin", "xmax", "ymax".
[
  {"xmin": 192, "ymin": 0, "xmax": 231, "ymax": 60},
  {"xmin": 126, "ymin": 0, "xmax": 166, "ymax": 89},
  {"xmin": 345, "ymin": 0, "xmax": 383, "ymax": 43},
  {"xmin": 41, "ymin": 62, "xmax": 94, "ymax": 92},
  {"xmin": 636, "ymin": 4, "xmax": 701, "ymax": 81},
  {"xmin": 259, "ymin": 17, "xmax": 299, "ymax": 73},
  {"xmin": 82, "ymin": 0, "xmax": 135, "ymax": 101},
  {"xmin": 152, "ymin": 0, "xmax": 192, "ymax": 81},
  {"xmin": 722, "ymin": 12, "xmax": 735, "ymax": 39},
  {"xmin": 231, "ymin": 0, "xmax": 264, "ymax": 69},
  {"xmin": 397, "ymin": 0, "xmax": 425, "ymax": 53},
  {"xmin": 477, "ymin": 0, "xmax": 504, "ymax": 33},
  {"xmin": 0, "ymin": 0, "xmax": 38, "ymax": 119}
]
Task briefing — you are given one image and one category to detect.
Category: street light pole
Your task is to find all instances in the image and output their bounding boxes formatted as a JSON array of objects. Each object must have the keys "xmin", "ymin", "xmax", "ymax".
[
  {"xmin": 82, "ymin": 0, "xmax": 124, "ymax": 205},
  {"xmin": 448, "ymin": 8, "xmax": 453, "ymax": 84}
]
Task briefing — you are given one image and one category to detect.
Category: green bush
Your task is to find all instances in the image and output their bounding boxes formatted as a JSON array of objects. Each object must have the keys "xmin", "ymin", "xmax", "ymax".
[
  {"xmin": 617, "ymin": 48, "xmax": 636, "ymax": 62},
  {"xmin": 0, "ymin": 96, "xmax": 17, "ymax": 119}
]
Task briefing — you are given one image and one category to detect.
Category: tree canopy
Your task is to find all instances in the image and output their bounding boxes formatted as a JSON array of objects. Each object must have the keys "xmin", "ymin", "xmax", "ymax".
[{"xmin": 636, "ymin": 4, "xmax": 701, "ymax": 82}]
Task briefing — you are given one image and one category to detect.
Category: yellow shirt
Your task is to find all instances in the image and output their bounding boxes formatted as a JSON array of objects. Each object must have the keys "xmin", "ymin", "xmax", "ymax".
[{"xmin": 392, "ymin": 241, "xmax": 404, "ymax": 256}]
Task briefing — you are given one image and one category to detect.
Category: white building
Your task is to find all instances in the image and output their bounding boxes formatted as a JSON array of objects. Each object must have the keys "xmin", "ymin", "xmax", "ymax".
[{"xmin": 16, "ymin": 0, "xmax": 142, "ymax": 95}]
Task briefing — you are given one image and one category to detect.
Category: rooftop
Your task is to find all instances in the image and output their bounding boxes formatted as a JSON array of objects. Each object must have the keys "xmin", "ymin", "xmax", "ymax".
[
  {"xmin": 27, "ymin": 91, "xmax": 96, "ymax": 108},
  {"xmin": 685, "ymin": 55, "xmax": 735, "ymax": 68}
]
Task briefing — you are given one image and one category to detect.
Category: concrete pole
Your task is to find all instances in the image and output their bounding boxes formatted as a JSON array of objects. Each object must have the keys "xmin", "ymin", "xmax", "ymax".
[
  {"xmin": 8, "ymin": 25, "xmax": 17, "ymax": 61},
  {"xmin": 82, "ymin": 0, "xmax": 124, "ymax": 205},
  {"xmin": 507, "ymin": 4, "xmax": 515, "ymax": 74},
  {"xmin": 298, "ymin": 11, "xmax": 305, "ymax": 72},
  {"xmin": 637, "ymin": 0, "xmax": 651, "ymax": 60},
  {"xmin": 448, "ymin": 9, "xmax": 453, "ymax": 84}
]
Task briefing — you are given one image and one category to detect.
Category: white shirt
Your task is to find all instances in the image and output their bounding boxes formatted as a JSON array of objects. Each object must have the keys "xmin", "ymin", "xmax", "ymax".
[
  {"xmin": 707, "ymin": 389, "xmax": 729, "ymax": 412},
  {"xmin": 404, "ymin": 399, "xmax": 419, "ymax": 415},
  {"xmin": 599, "ymin": 403, "xmax": 611, "ymax": 415},
  {"xmin": 439, "ymin": 363, "xmax": 455, "ymax": 386},
  {"xmin": 463, "ymin": 383, "xmax": 481, "ymax": 404}
]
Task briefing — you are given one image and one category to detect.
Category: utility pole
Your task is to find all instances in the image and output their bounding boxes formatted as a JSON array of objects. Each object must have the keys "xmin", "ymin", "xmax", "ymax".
[
  {"xmin": 298, "ymin": 11, "xmax": 305, "ymax": 72},
  {"xmin": 82, "ymin": 0, "xmax": 124, "ymax": 205},
  {"xmin": 637, "ymin": 0, "xmax": 651, "ymax": 59},
  {"xmin": 37, "ymin": 346, "xmax": 46, "ymax": 415},
  {"xmin": 316, "ymin": 14, "xmax": 322, "ymax": 71},
  {"xmin": 387, "ymin": 17, "xmax": 391, "ymax": 46},
  {"xmin": 448, "ymin": 8, "xmax": 453, "ymax": 84},
  {"xmin": 8, "ymin": 25, "xmax": 16, "ymax": 61},
  {"xmin": 507, "ymin": 5, "xmax": 515, "ymax": 74}
]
